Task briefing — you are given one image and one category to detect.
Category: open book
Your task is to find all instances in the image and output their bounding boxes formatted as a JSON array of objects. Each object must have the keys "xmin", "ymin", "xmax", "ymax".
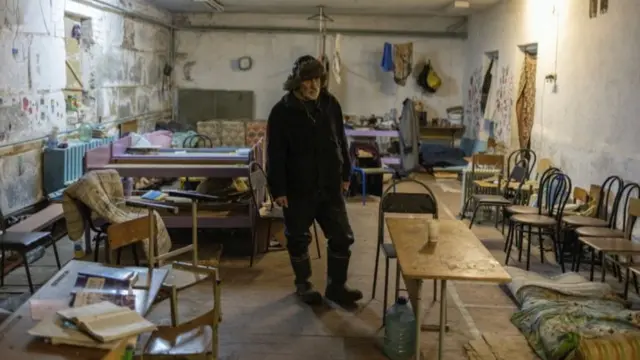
[
  {"xmin": 28, "ymin": 316, "xmax": 136, "ymax": 350},
  {"xmin": 57, "ymin": 301, "xmax": 156, "ymax": 343}
]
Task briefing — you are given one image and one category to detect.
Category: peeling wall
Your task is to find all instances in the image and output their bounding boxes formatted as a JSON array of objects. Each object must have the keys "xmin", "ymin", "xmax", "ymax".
[
  {"xmin": 0, "ymin": 0, "xmax": 172, "ymax": 213},
  {"xmin": 175, "ymin": 14, "xmax": 465, "ymax": 119},
  {"xmin": 465, "ymin": 0, "xmax": 640, "ymax": 188}
]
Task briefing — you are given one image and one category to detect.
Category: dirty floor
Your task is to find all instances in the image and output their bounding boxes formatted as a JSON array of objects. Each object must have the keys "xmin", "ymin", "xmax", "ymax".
[{"xmin": 1, "ymin": 175, "xmax": 637, "ymax": 359}]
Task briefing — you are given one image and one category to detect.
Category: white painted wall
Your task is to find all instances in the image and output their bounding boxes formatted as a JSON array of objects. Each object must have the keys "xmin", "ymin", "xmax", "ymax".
[
  {"xmin": 0, "ymin": 0, "xmax": 171, "ymax": 146},
  {"xmin": 465, "ymin": 0, "xmax": 640, "ymax": 188},
  {"xmin": 0, "ymin": 0, "xmax": 171, "ymax": 212},
  {"xmin": 175, "ymin": 18, "xmax": 465, "ymax": 120}
]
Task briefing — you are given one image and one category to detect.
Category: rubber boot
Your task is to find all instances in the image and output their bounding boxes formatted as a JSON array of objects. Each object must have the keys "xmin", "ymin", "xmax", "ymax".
[
  {"xmin": 290, "ymin": 254, "xmax": 322, "ymax": 305},
  {"xmin": 325, "ymin": 250, "xmax": 363, "ymax": 306}
]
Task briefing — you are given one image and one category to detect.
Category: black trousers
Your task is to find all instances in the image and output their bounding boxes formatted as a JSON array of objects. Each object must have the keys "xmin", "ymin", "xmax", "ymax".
[{"xmin": 283, "ymin": 190, "xmax": 355, "ymax": 285}]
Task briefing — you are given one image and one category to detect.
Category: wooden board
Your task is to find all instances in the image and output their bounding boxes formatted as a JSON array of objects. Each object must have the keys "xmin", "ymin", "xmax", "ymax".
[
  {"xmin": 0, "ymin": 260, "xmax": 169, "ymax": 360},
  {"xmin": 386, "ymin": 218, "xmax": 511, "ymax": 282}
]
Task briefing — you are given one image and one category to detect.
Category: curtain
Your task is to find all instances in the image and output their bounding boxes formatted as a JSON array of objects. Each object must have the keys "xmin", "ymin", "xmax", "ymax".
[{"xmin": 515, "ymin": 53, "xmax": 537, "ymax": 149}]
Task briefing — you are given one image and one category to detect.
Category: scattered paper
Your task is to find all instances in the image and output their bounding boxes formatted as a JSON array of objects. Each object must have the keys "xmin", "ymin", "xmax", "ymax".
[{"xmin": 30, "ymin": 299, "xmax": 69, "ymax": 320}]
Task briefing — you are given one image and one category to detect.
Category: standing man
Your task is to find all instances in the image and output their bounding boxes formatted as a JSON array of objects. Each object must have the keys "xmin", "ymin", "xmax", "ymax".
[{"xmin": 266, "ymin": 55, "xmax": 362, "ymax": 307}]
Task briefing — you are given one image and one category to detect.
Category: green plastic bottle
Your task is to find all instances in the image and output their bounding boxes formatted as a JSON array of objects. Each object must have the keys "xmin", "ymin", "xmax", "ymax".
[{"xmin": 78, "ymin": 122, "xmax": 93, "ymax": 142}]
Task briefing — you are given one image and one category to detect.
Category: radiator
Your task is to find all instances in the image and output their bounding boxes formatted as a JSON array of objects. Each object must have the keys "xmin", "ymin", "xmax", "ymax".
[
  {"xmin": 459, "ymin": 168, "xmax": 501, "ymax": 215},
  {"xmin": 43, "ymin": 137, "xmax": 116, "ymax": 194}
]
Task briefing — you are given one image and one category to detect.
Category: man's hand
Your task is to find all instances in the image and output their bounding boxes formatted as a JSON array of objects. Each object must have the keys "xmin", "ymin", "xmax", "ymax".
[
  {"xmin": 342, "ymin": 182, "xmax": 350, "ymax": 192},
  {"xmin": 274, "ymin": 196, "xmax": 288, "ymax": 208}
]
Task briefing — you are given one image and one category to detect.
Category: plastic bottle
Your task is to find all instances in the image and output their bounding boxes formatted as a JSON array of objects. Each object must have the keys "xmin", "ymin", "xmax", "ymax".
[
  {"xmin": 383, "ymin": 296, "xmax": 416, "ymax": 360},
  {"xmin": 78, "ymin": 122, "xmax": 93, "ymax": 142},
  {"xmin": 73, "ymin": 242, "xmax": 85, "ymax": 259}
]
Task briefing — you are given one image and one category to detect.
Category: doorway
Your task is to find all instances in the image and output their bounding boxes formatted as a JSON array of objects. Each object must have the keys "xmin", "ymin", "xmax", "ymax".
[{"xmin": 515, "ymin": 44, "xmax": 538, "ymax": 150}]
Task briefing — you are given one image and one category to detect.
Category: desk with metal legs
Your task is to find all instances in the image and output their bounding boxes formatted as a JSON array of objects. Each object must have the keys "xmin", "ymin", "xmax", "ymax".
[{"xmin": 385, "ymin": 217, "xmax": 511, "ymax": 360}]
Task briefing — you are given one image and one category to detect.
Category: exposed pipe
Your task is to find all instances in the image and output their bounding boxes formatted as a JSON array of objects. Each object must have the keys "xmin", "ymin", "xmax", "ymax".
[
  {"xmin": 70, "ymin": 0, "xmax": 175, "ymax": 29},
  {"xmin": 183, "ymin": 25, "xmax": 467, "ymax": 39}
]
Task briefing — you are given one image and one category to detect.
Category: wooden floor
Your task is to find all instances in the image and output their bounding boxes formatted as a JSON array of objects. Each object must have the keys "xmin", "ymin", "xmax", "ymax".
[{"xmin": 1, "ymin": 175, "xmax": 638, "ymax": 359}]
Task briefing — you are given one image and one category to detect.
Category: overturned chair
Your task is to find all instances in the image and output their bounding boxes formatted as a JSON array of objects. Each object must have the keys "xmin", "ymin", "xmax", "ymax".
[{"xmin": 63, "ymin": 169, "xmax": 222, "ymax": 359}]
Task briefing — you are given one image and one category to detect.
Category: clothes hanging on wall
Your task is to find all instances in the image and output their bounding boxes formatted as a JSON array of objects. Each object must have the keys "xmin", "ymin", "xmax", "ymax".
[
  {"xmin": 381, "ymin": 42, "xmax": 394, "ymax": 72},
  {"xmin": 398, "ymin": 98, "xmax": 420, "ymax": 172},
  {"xmin": 515, "ymin": 53, "xmax": 537, "ymax": 149},
  {"xmin": 393, "ymin": 42, "xmax": 413, "ymax": 86}
]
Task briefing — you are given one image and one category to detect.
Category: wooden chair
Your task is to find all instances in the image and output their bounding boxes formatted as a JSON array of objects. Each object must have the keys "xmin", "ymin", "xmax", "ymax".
[
  {"xmin": 578, "ymin": 197, "xmax": 640, "ymax": 298},
  {"xmin": 502, "ymin": 167, "xmax": 561, "ymax": 252},
  {"xmin": 534, "ymin": 158, "xmax": 553, "ymax": 179},
  {"xmin": 471, "ymin": 154, "xmax": 504, "ymax": 183},
  {"xmin": 574, "ymin": 182, "xmax": 640, "ymax": 281},
  {"xmin": 462, "ymin": 160, "xmax": 529, "ymax": 229},
  {"xmin": 142, "ymin": 262, "xmax": 222, "ymax": 360},
  {"xmin": 564, "ymin": 176, "xmax": 623, "ymax": 270},
  {"xmin": 372, "ymin": 178, "xmax": 438, "ymax": 325},
  {"xmin": 563, "ymin": 176, "xmax": 623, "ymax": 229},
  {"xmin": 575, "ymin": 182, "xmax": 640, "ymax": 239},
  {"xmin": 507, "ymin": 149, "xmax": 536, "ymax": 181},
  {"xmin": 461, "ymin": 154, "xmax": 505, "ymax": 220},
  {"xmin": 506, "ymin": 171, "xmax": 572, "ymax": 271},
  {"xmin": 106, "ymin": 207, "xmax": 222, "ymax": 359},
  {"xmin": 248, "ymin": 162, "xmax": 321, "ymax": 266}
]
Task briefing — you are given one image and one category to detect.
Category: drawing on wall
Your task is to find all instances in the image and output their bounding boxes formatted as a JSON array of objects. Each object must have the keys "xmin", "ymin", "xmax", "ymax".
[
  {"xmin": 464, "ymin": 67, "xmax": 483, "ymax": 139},
  {"xmin": 493, "ymin": 66, "xmax": 514, "ymax": 146}
]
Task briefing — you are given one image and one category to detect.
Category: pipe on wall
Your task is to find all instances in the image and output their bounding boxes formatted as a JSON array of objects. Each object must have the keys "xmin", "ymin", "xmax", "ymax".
[{"xmin": 182, "ymin": 25, "xmax": 468, "ymax": 39}]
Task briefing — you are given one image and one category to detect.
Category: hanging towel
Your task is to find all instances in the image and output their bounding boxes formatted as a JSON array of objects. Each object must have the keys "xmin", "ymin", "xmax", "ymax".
[
  {"xmin": 393, "ymin": 42, "xmax": 413, "ymax": 86},
  {"xmin": 332, "ymin": 34, "xmax": 343, "ymax": 85},
  {"xmin": 381, "ymin": 42, "xmax": 394, "ymax": 72}
]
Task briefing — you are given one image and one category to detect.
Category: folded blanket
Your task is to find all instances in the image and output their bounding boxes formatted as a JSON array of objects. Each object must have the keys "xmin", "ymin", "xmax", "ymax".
[{"xmin": 62, "ymin": 169, "xmax": 172, "ymax": 259}]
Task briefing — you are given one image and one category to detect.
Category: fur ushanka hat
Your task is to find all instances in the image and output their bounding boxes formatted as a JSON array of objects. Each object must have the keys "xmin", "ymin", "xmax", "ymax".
[{"xmin": 283, "ymin": 55, "xmax": 327, "ymax": 91}]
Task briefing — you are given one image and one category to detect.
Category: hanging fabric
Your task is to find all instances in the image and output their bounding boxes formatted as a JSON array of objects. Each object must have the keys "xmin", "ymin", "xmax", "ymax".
[
  {"xmin": 327, "ymin": 35, "xmax": 345, "ymax": 103},
  {"xmin": 392, "ymin": 42, "xmax": 413, "ymax": 86},
  {"xmin": 331, "ymin": 34, "xmax": 342, "ymax": 85},
  {"xmin": 381, "ymin": 42, "xmax": 394, "ymax": 72},
  {"xmin": 515, "ymin": 53, "xmax": 537, "ymax": 149},
  {"xmin": 398, "ymin": 98, "xmax": 420, "ymax": 172},
  {"xmin": 480, "ymin": 58, "xmax": 494, "ymax": 114}
]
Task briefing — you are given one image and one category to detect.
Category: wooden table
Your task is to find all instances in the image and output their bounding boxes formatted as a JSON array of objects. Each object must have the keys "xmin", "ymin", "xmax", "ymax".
[
  {"xmin": 0, "ymin": 260, "xmax": 169, "ymax": 360},
  {"xmin": 386, "ymin": 217, "xmax": 511, "ymax": 360}
]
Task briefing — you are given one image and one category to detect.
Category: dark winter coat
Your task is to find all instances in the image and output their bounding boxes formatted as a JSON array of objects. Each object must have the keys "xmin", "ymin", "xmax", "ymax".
[{"xmin": 266, "ymin": 90, "xmax": 351, "ymax": 199}]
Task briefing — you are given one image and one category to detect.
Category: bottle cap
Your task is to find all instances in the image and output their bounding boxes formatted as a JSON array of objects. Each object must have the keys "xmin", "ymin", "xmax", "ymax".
[{"xmin": 397, "ymin": 296, "xmax": 408, "ymax": 305}]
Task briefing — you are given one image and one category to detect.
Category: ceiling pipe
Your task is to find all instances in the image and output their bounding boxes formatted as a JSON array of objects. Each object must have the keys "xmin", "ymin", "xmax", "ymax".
[{"xmin": 182, "ymin": 25, "xmax": 467, "ymax": 39}]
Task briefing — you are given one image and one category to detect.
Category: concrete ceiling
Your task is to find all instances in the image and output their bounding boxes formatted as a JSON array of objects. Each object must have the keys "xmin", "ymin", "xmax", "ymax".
[{"xmin": 150, "ymin": 0, "xmax": 501, "ymax": 16}]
